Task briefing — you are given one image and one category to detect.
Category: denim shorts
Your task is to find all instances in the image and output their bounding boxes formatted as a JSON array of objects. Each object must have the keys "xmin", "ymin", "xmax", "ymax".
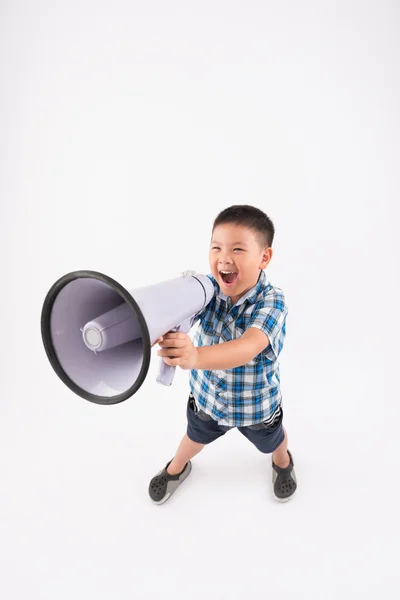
[{"xmin": 186, "ymin": 393, "xmax": 285, "ymax": 454}]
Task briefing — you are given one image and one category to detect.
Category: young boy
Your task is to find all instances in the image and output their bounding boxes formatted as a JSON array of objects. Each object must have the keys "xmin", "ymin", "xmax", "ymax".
[{"xmin": 149, "ymin": 205, "xmax": 297, "ymax": 504}]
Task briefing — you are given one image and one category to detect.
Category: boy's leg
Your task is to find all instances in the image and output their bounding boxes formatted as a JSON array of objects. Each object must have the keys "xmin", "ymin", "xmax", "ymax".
[
  {"xmin": 148, "ymin": 393, "xmax": 229, "ymax": 504},
  {"xmin": 272, "ymin": 427, "xmax": 290, "ymax": 468},
  {"xmin": 167, "ymin": 434, "xmax": 205, "ymax": 475},
  {"xmin": 271, "ymin": 425, "xmax": 297, "ymax": 502},
  {"xmin": 238, "ymin": 414, "xmax": 297, "ymax": 502},
  {"xmin": 168, "ymin": 393, "xmax": 230, "ymax": 474}
]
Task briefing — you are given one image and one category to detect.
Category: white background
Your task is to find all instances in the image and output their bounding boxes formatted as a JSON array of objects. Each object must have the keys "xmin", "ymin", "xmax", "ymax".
[{"xmin": 1, "ymin": 1, "xmax": 400, "ymax": 598}]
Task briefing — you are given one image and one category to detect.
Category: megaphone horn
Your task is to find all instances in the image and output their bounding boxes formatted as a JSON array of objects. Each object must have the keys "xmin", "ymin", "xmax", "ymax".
[{"xmin": 40, "ymin": 270, "xmax": 214, "ymax": 405}]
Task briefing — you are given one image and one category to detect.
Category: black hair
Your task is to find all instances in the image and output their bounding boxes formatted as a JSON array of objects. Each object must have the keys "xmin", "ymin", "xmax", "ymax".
[{"xmin": 212, "ymin": 204, "xmax": 275, "ymax": 248}]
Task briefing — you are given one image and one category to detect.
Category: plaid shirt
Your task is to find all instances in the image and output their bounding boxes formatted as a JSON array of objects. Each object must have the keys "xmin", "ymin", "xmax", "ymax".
[{"xmin": 189, "ymin": 269, "xmax": 288, "ymax": 427}]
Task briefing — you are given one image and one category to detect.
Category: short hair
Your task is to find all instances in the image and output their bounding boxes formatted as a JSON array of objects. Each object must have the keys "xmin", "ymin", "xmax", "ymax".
[{"xmin": 212, "ymin": 204, "xmax": 275, "ymax": 248}]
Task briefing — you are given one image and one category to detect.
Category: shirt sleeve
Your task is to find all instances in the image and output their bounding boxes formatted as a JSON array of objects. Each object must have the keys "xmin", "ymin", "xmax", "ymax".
[{"xmin": 247, "ymin": 294, "xmax": 288, "ymax": 360}]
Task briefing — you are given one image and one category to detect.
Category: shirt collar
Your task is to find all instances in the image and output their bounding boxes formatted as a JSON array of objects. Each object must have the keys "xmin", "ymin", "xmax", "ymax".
[{"xmin": 209, "ymin": 269, "xmax": 268, "ymax": 306}]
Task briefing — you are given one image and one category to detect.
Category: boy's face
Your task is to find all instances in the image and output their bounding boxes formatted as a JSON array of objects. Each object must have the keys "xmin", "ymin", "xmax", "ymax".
[{"xmin": 209, "ymin": 223, "xmax": 273, "ymax": 303}]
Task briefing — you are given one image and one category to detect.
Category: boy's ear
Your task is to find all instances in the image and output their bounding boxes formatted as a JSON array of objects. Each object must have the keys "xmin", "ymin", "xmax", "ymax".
[{"xmin": 260, "ymin": 247, "xmax": 273, "ymax": 268}]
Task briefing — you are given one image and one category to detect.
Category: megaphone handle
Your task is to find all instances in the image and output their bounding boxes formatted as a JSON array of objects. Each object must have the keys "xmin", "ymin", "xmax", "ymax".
[
  {"xmin": 156, "ymin": 357, "xmax": 176, "ymax": 386},
  {"xmin": 156, "ymin": 318, "xmax": 192, "ymax": 386}
]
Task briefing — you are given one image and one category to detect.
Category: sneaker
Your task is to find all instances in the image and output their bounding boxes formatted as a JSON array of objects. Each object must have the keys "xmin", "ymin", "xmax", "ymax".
[
  {"xmin": 272, "ymin": 450, "xmax": 297, "ymax": 502},
  {"xmin": 148, "ymin": 460, "xmax": 192, "ymax": 505}
]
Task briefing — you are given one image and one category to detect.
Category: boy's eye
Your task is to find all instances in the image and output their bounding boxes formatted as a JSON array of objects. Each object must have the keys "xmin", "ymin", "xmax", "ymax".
[{"xmin": 211, "ymin": 247, "xmax": 243, "ymax": 251}]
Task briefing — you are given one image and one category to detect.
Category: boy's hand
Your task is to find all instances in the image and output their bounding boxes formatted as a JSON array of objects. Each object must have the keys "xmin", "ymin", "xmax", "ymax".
[{"xmin": 157, "ymin": 332, "xmax": 199, "ymax": 370}]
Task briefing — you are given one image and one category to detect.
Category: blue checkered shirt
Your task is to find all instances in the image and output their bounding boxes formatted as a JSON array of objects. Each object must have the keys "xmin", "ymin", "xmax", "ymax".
[{"xmin": 189, "ymin": 269, "xmax": 288, "ymax": 427}]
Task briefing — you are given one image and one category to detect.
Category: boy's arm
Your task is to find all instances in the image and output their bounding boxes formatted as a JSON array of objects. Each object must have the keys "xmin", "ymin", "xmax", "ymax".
[
  {"xmin": 158, "ymin": 294, "xmax": 287, "ymax": 370},
  {"xmin": 195, "ymin": 328, "xmax": 269, "ymax": 370}
]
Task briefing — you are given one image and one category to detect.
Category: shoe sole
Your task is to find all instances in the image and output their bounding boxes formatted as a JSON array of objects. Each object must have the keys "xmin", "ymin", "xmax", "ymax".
[{"xmin": 273, "ymin": 492, "xmax": 296, "ymax": 503}]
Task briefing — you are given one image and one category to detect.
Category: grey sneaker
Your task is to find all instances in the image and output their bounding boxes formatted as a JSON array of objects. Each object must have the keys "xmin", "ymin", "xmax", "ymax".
[
  {"xmin": 272, "ymin": 450, "xmax": 297, "ymax": 502},
  {"xmin": 148, "ymin": 460, "xmax": 192, "ymax": 505}
]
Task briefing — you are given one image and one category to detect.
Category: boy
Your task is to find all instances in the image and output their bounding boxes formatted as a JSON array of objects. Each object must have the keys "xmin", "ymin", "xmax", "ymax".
[{"xmin": 149, "ymin": 205, "xmax": 297, "ymax": 504}]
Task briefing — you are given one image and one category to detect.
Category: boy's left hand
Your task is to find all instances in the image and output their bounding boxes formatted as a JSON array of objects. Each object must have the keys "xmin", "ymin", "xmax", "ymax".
[{"xmin": 157, "ymin": 332, "xmax": 199, "ymax": 370}]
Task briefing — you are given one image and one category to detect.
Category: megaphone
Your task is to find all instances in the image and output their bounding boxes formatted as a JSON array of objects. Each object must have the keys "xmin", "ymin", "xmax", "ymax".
[{"xmin": 40, "ymin": 270, "xmax": 214, "ymax": 405}]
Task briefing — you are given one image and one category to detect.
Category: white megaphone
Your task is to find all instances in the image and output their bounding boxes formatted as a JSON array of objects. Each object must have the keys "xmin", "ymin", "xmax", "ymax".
[{"xmin": 40, "ymin": 270, "xmax": 214, "ymax": 405}]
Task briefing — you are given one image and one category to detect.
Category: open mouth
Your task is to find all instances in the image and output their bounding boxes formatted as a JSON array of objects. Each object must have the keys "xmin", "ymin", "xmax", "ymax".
[{"xmin": 219, "ymin": 271, "xmax": 238, "ymax": 286}]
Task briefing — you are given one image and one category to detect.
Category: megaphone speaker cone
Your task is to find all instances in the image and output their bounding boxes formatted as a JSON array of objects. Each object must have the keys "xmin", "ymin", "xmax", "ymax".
[{"xmin": 40, "ymin": 270, "xmax": 151, "ymax": 405}]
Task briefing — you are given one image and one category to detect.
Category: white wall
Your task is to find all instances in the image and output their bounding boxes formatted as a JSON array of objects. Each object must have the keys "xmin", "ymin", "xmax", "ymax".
[{"xmin": 1, "ymin": 2, "xmax": 399, "ymax": 599}]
